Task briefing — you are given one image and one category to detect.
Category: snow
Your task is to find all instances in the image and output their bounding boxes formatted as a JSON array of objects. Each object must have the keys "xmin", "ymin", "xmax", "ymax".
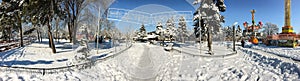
[
  {"xmin": 1, "ymin": 41, "xmax": 300, "ymax": 80},
  {"xmin": 173, "ymin": 42, "xmax": 236, "ymax": 56},
  {"xmin": 146, "ymin": 34, "xmax": 157, "ymax": 39},
  {"xmin": 0, "ymin": 39, "xmax": 131, "ymax": 68},
  {"xmin": 238, "ymin": 47, "xmax": 300, "ymax": 80},
  {"xmin": 251, "ymin": 45, "xmax": 300, "ymax": 61},
  {"xmin": 113, "ymin": 43, "xmax": 170, "ymax": 80},
  {"xmin": 158, "ymin": 42, "xmax": 300, "ymax": 80}
]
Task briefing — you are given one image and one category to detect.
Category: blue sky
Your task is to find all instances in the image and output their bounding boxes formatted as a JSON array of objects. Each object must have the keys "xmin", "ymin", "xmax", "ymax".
[
  {"xmin": 223, "ymin": 0, "xmax": 300, "ymax": 33},
  {"xmin": 1, "ymin": 0, "xmax": 299, "ymax": 33},
  {"xmin": 110, "ymin": 0, "xmax": 300, "ymax": 33}
]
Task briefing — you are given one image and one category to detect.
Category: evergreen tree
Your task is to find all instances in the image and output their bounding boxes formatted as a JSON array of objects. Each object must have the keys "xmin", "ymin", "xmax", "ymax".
[
  {"xmin": 156, "ymin": 22, "xmax": 164, "ymax": 41},
  {"xmin": 139, "ymin": 24, "xmax": 147, "ymax": 38},
  {"xmin": 165, "ymin": 17, "xmax": 177, "ymax": 42},
  {"xmin": 193, "ymin": 0, "xmax": 226, "ymax": 53},
  {"xmin": 178, "ymin": 16, "xmax": 188, "ymax": 42}
]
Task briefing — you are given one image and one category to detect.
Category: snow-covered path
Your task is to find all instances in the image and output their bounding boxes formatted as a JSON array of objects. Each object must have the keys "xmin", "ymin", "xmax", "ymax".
[{"xmin": 113, "ymin": 43, "xmax": 170, "ymax": 81}]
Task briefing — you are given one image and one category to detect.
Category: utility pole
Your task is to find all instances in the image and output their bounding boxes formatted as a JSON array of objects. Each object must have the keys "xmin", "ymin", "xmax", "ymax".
[
  {"xmin": 233, "ymin": 25, "xmax": 236, "ymax": 52},
  {"xmin": 97, "ymin": 8, "xmax": 101, "ymax": 54}
]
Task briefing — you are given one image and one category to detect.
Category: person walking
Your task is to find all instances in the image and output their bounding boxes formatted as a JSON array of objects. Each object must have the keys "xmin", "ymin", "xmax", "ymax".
[{"xmin": 241, "ymin": 38, "xmax": 245, "ymax": 48}]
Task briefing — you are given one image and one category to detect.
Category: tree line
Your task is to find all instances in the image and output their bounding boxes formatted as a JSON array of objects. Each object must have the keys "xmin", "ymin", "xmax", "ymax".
[{"xmin": 0, "ymin": 0, "xmax": 115, "ymax": 53}]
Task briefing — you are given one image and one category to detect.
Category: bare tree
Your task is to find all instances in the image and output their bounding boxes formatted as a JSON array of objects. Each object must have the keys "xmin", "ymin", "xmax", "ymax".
[
  {"xmin": 77, "ymin": 4, "xmax": 98, "ymax": 41},
  {"xmin": 262, "ymin": 22, "xmax": 279, "ymax": 37},
  {"xmin": 124, "ymin": 26, "xmax": 135, "ymax": 43},
  {"xmin": 64, "ymin": 0, "xmax": 87, "ymax": 44},
  {"xmin": 87, "ymin": 0, "xmax": 114, "ymax": 50}
]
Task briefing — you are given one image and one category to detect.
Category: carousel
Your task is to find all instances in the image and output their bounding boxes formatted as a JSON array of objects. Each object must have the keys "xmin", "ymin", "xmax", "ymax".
[{"xmin": 243, "ymin": 9, "xmax": 263, "ymax": 45}]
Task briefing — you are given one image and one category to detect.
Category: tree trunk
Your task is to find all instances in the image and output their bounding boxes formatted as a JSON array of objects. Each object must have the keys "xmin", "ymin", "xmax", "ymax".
[
  {"xmin": 72, "ymin": 20, "xmax": 77, "ymax": 44},
  {"xmin": 68, "ymin": 22, "xmax": 72, "ymax": 43},
  {"xmin": 19, "ymin": 26, "xmax": 23, "ymax": 47},
  {"xmin": 40, "ymin": 31, "xmax": 42, "ymax": 42},
  {"xmin": 47, "ymin": 16, "xmax": 56, "ymax": 53},
  {"xmin": 37, "ymin": 28, "xmax": 40, "ymax": 42},
  {"xmin": 180, "ymin": 30, "xmax": 184, "ymax": 43},
  {"xmin": 18, "ymin": 19, "xmax": 24, "ymax": 47},
  {"xmin": 55, "ymin": 17, "xmax": 59, "ymax": 42},
  {"xmin": 9, "ymin": 27, "xmax": 12, "ymax": 42},
  {"xmin": 36, "ymin": 25, "xmax": 40, "ymax": 42},
  {"xmin": 182, "ymin": 35, "xmax": 185, "ymax": 43},
  {"xmin": 39, "ymin": 25, "xmax": 42, "ymax": 42},
  {"xmin": 208, "ymin": 25, "xmax": 212, "ymax": 53}
]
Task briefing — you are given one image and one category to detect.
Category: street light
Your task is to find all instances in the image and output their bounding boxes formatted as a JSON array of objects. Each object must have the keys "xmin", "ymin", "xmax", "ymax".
[
  {"xmin": 97, "ymin": 8, "xmax": 101, "ymax": 54},
  {"xmin": 232, "ymin": 22, "xmax": 238, "ymax": 52}
]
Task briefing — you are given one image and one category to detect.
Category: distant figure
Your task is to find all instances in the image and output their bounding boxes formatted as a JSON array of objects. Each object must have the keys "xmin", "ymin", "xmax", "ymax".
[{"xmin": 241, "ymin": 39, "xmax": 245, "ymax": 48}]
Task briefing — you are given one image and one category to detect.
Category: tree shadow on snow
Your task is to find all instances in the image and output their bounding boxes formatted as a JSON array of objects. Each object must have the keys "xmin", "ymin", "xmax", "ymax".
[
  {"xmin": 0, "ymin": 60, "xmax": 54, "ymax": 66},
  {"xmin": 56, "ymin": 46, "xmax": 73, "ymax": 49},
  {"xmin": 56, "ymin": 59, "xmax": 68, "ymax": 62},
  {"xmin": 25, "ymin": 46, "xmax": 49, "ymax": 48},
  {"xmin": 91, "ymin": 54, "xmax": 108, "ymax": 60},
  {"xmin": 55, "ymin": 50, "xmax": 73, "ymax": 53},
  {"xmin": 0, "ymin": 47, "xmax": 25, "ymax": 59}
]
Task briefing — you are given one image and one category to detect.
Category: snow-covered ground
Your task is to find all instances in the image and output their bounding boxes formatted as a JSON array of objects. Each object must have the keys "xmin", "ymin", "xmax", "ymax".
[
  {"xmin": 111, "ymin": 43, "xmax": 171, "ymax": 80},
  {"xmin": 0, "ymin": 43, "xmax": 162, "ymax": 81},
  {"xmin": 158, "ymin": 42, "xmax": 300, "ymax": 80},
  {"xmin": 173, "ymin": 42, "xmax": 236, "ymax": 57},
  {"xmin": 0, "ymin": 39, "xmax": 131, "ymax": 68},
  {"xmin": 1, "ymin": 41, "xmax": 300, "ymax": 81},
  {"xmin": 250, "ymin": 45, "xmax": 300, "ymax": 61}
]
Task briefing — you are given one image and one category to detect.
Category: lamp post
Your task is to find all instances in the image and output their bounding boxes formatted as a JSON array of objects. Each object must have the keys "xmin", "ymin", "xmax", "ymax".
[
  {"xmin": 233, "ymin": 25, "xmax": 236, "ymax": 52},
  {"xmin": 198, "ymin": 9, "xmax": 202, "ymax": 54},
  {"xmin": 233, "ymin": 22, "xmax": 238, "ymax": 52},
  {"xmin": 97, "ymin": 8, "xmax": 101, "ymax": 54}
]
